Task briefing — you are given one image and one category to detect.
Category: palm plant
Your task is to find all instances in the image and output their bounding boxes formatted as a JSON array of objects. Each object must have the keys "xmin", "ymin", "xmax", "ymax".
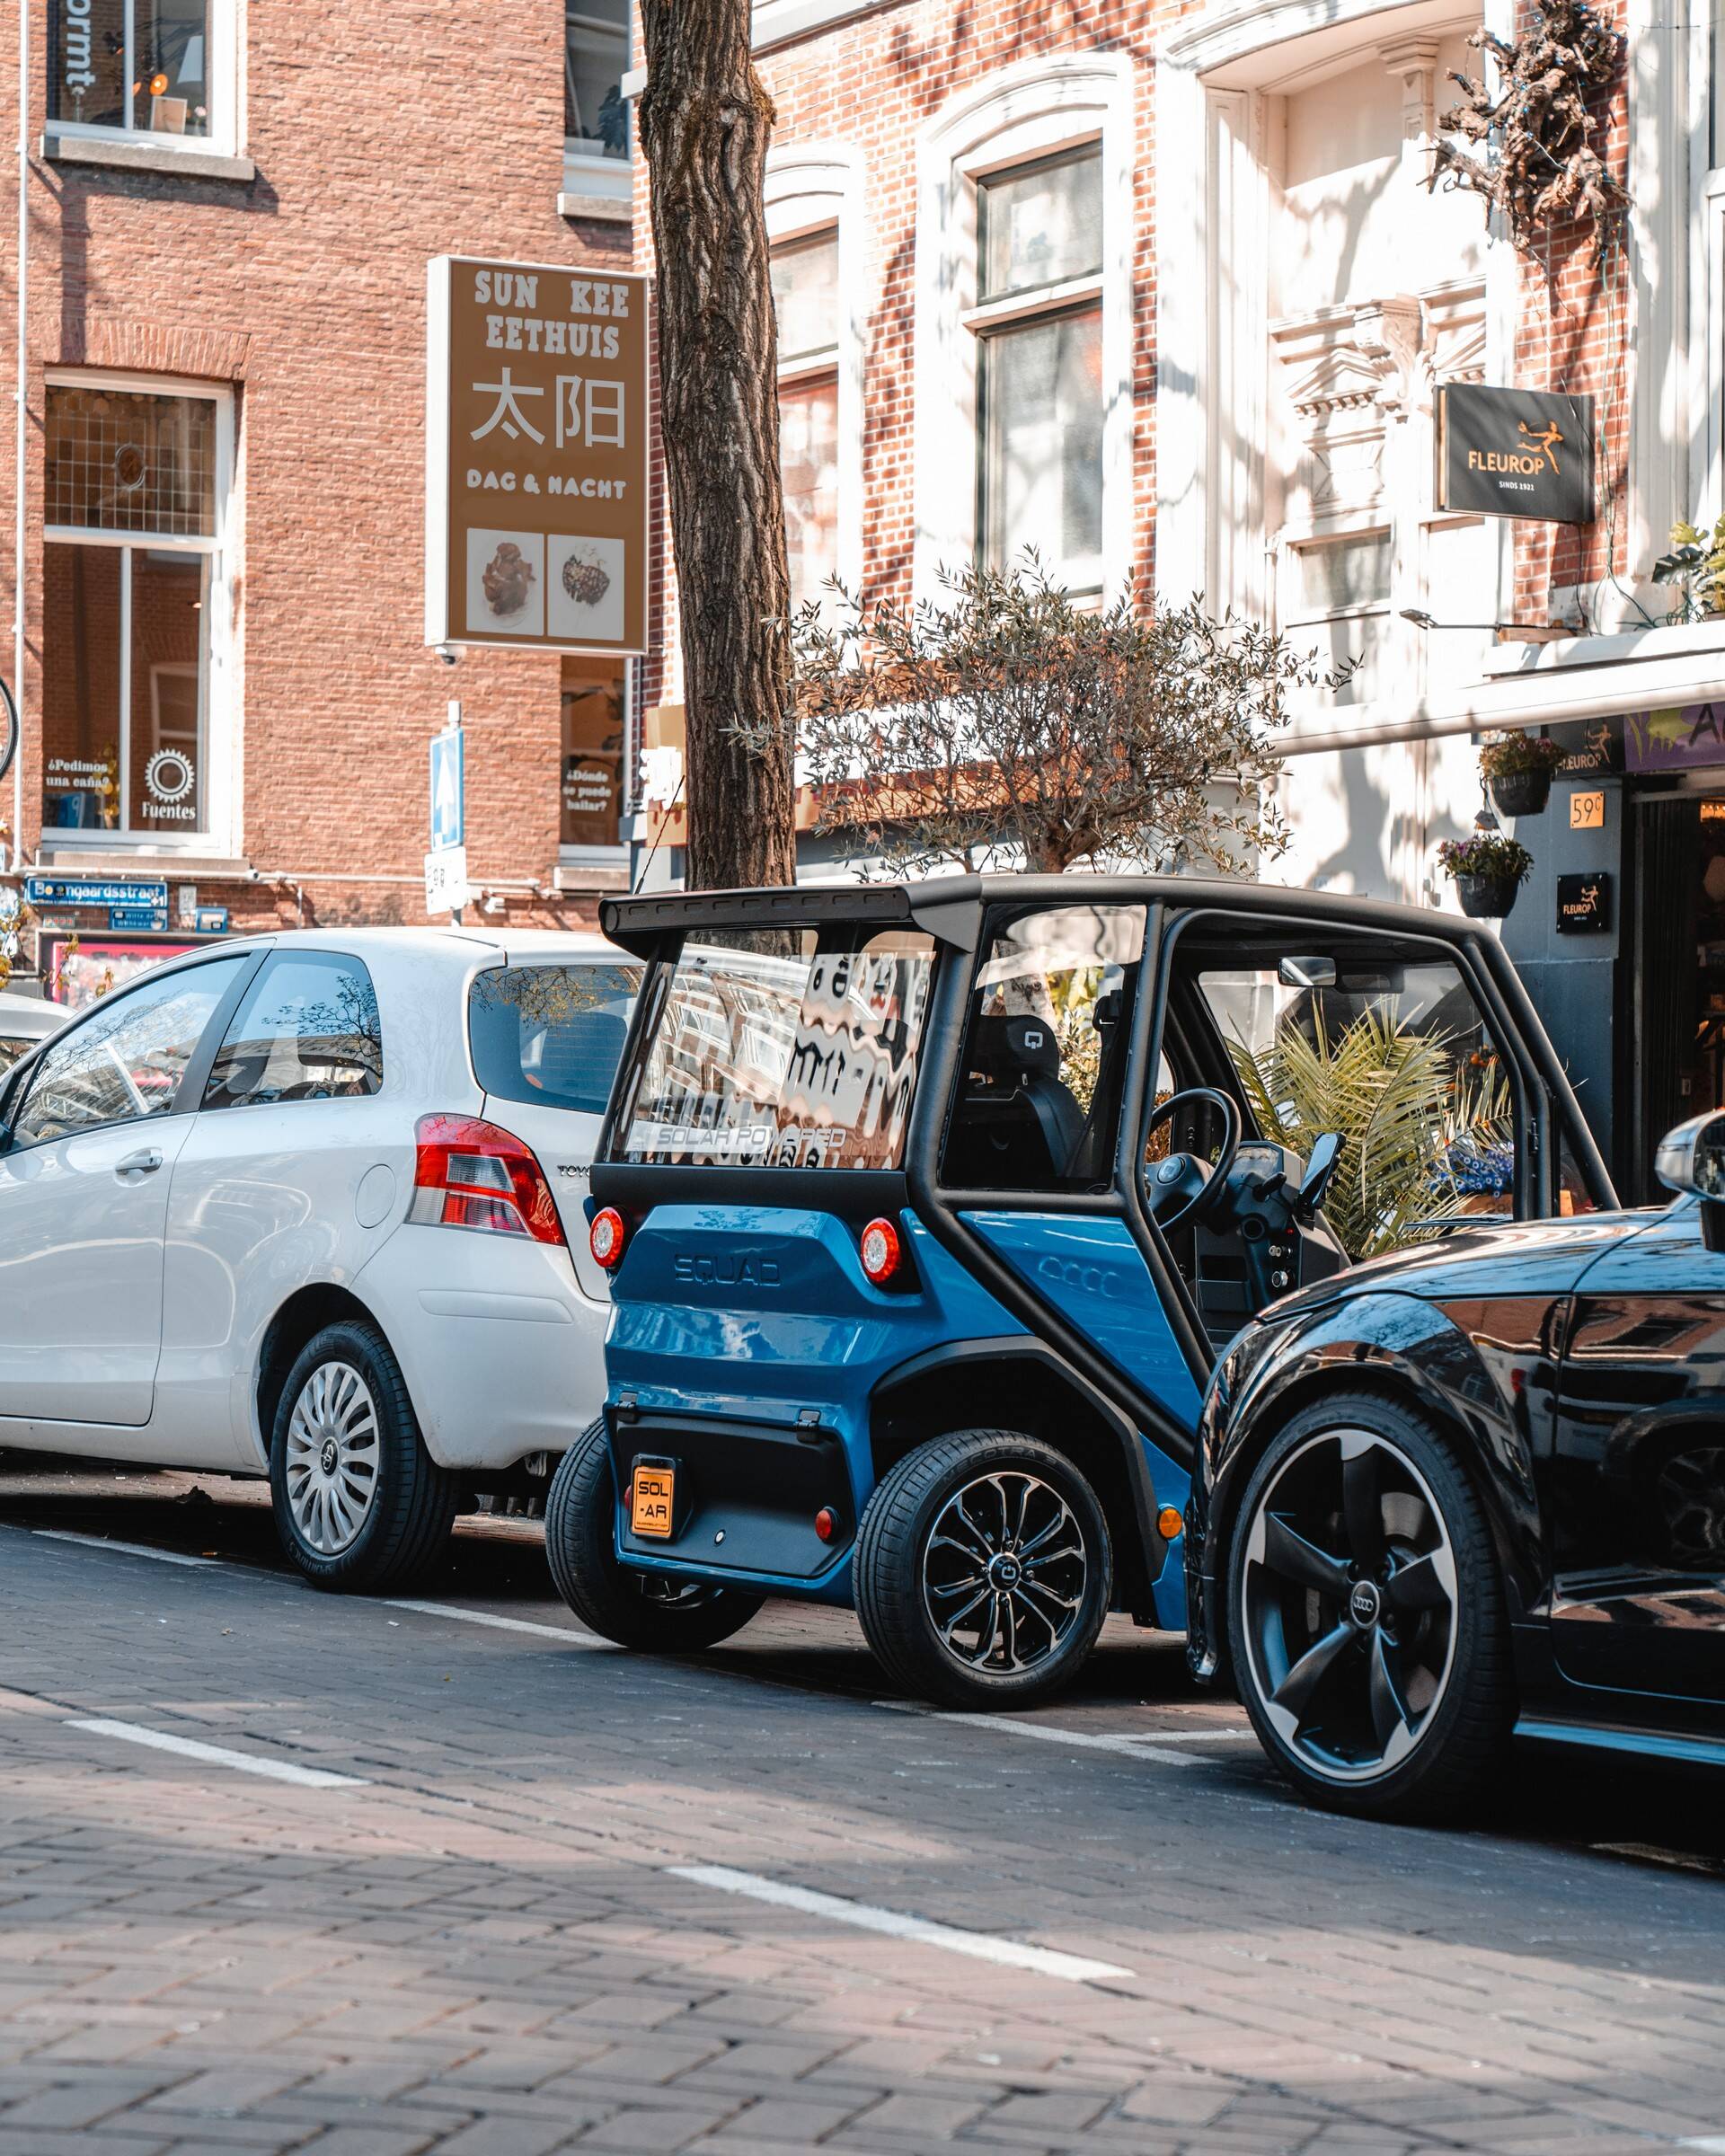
[{"xmin": 1227, "ymin": 1004, "xmax": 1512, "ymax": 1261}]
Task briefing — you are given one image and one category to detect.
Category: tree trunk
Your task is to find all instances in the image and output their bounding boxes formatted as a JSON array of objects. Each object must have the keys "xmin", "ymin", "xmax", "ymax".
[{"xmin": 639, "ymin": 0, "xmax": 797, "ymax": 891}]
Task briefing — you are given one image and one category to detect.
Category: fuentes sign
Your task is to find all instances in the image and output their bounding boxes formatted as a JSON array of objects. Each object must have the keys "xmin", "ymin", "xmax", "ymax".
[
  {"xmin": 1437, "ymin": 385, "xmax": 1595, "ymax": 526},
  {"xmin": 426, "ymin": 255, "xmax": 650, "ymax": 655}
]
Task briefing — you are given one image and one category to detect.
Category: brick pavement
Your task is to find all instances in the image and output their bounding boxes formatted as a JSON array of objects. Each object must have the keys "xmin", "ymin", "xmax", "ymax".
[{"xmin": 0, "ymin": 1503, "xmax": 1722, "ymax": 2154}]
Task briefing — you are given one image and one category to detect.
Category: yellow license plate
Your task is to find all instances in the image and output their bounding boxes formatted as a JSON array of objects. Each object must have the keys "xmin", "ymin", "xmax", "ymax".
[{"xmin": 631, "ymin": 1462, "xmax": 675, "ymax": 1539}]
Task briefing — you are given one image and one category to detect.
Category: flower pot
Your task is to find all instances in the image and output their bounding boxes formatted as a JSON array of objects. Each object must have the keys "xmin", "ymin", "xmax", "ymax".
[
  {"xmin": 1487, "ymin": 767, "xmax": 1552, "ymax": 818},
  {"xmin": 1454, "ymin": 871, "xmax": 1521, "ymax": 921}
]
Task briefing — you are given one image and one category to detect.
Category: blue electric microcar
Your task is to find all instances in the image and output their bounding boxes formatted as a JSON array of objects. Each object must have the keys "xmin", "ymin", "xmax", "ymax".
[{"xmin": 543, "ymin": 875, "xmax": 1612, "ymax": 1708}]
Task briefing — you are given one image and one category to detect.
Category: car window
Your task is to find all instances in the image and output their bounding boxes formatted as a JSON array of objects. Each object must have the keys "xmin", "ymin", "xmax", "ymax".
[
  {"xmin": 1183, "ymin": 932, "xmax": 1521, "ymax": 1258},
  {"xmin": 11, "ymin": 957, "xmax": 248, "ymax": 1148},
  {"xmin": 468, "ymin": 961, "xmax": 642, "ymax": 1116},
  {"xmin": 610, "ymin": 927, "xmax": 937, "ymax": 1171},
  {"xmin": 942, "ymin": 903, "xmax": 1146, "ymax": 1191},
  {"xmin": 202, "ymin": 952, "xmax": 383, "ymax": 1110}
]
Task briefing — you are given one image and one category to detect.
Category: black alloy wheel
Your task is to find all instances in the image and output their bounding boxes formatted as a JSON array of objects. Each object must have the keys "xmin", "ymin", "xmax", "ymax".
[
  {"xmin": 1226, "ymin": 1392, "xmax": 1514, "ymax": 1820},
  {"xmin": 544, "ymin": 1419, "xmax": 764, "ymax": 1651},
  {"xmin": 856, "ymin": 1429, "xmax": 1112, "ymax": 1708}
]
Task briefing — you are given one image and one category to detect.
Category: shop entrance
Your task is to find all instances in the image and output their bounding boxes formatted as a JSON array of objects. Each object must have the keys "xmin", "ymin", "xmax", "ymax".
[{"xmin": 1629, "ymin": 792, "xmax": 1722, "ymax": 1202}]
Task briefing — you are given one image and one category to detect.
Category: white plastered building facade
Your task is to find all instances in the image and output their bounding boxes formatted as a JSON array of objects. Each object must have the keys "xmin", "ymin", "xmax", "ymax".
[{"xmin": 1156, "ymin": 0, "xmax": 1513, "ymax": 907}]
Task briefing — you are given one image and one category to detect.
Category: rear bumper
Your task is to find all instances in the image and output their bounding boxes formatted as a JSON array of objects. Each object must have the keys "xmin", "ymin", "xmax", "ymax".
[
  {"xmin": 355, "ymin": 1225, "xmax": 607, "ymax": 1472},
  {"xmin": 607, "ymin": 1405, "xmax": 856, "ymax": 1598}
]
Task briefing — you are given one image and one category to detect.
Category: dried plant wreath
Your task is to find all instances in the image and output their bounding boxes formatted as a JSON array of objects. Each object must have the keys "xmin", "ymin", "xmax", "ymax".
[{"xmin": 1426, "ymin": 0, "xmax": 1628, "ymax": 261}]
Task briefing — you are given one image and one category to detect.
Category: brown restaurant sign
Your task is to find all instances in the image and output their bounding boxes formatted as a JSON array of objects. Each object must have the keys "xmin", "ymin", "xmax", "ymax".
[
  {"xmin": 1436, "ymin": 384, "xmax": 1595, "ymax": 526},
  {"xmin": 425, "ymin": 254, "xmax": 650, "ymax": 655}
]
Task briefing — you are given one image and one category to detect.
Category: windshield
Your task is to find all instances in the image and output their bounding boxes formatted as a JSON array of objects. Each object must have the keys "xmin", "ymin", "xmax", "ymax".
[{"xmin": 608, "ymin": 925, "xmax": 937, "ymax": 1169}]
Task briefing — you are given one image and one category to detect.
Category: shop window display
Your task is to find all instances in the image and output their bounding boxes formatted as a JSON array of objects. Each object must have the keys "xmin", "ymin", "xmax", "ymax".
[
  {"xmin": 41, "ymin": 383, "xmax": 220, "ymax": 837},
  {"xmin": 49, "ymin": 0, "xmax": 214, "ymax": 138},
  {"xmin": 561, "ymin": 656, "xmax": 625, "ymax": 849}
]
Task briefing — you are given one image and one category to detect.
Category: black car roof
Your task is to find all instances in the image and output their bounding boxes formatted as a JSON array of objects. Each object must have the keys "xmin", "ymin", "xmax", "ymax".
[{"xmin": 598, "ymin": 873, "xmax": 1498, "ymax": 959}]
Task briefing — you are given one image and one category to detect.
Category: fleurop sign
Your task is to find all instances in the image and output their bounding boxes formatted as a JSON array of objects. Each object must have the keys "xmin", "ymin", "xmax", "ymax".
[
  {"xmin": 1436, "ymin": 385, "xmax": 1595, "ymax": 525},
  {"xmin": 426, "ymin": 256, "xmax": 650, "ymax": 655}
]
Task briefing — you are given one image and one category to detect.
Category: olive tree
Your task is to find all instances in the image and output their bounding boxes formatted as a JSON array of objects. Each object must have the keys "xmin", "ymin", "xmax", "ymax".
[{"xmin": 783, "ymin": 560, "xmax": 1343, "ymax": 877}]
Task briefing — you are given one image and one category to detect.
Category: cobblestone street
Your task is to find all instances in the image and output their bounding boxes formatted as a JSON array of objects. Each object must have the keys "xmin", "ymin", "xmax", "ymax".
[{"xmin": 0, "ymin": 1463, "xmax": 1720, "ymax": 2155}]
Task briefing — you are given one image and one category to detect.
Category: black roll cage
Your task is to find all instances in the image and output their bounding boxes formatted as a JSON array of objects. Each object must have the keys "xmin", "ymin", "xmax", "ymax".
[{"xmin": 596, "ymin": 873, "xmax": 1617, "ymax": 1484}]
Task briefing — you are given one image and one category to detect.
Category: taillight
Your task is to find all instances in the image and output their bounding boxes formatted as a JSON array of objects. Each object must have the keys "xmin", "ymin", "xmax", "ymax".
[
  {"xmin": 859, "ymin": 1216, "xmax": 902, "ymax": 1285},
  {"xmin": 410, "ymin": 1115, "xmax": 565, "ymax": 1245},
  {"xmin": 589, "ymin": 1205, "xmax": 626, "ymax": 1270}
]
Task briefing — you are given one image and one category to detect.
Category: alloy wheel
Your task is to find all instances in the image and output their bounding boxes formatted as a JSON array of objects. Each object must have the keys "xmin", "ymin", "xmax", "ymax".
[
  {"xmin": 1240, "ymin": 1427, "xmax": 1459, "ymax": 1783},
  {"xmin": 284, "ymin": 1360, "xmax": 381, "ymax": 1556},
  {"xmin": 922, "ymin": 1470, "xmax": 1086, "ymax": 1675}
]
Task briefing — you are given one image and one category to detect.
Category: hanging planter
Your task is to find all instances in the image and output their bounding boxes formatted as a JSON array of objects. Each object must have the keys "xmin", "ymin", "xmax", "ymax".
[
  {"xmin": 1437, "ymin": 833, "xmax": 1534, "ymax": 922},
  {"xmin": 1479, "ymin": 732, "xmax": 1564, "ymax": 819}
]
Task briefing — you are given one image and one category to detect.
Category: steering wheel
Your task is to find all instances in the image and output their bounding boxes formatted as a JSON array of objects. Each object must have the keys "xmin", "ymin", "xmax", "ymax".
[{"xmin": 1142, "ymin": 1086, "xmax": 1243, "ymax": 1233}]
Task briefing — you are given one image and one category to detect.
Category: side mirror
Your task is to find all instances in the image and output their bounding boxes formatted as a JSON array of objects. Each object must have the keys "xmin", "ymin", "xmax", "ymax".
[
  {"xmin": 1278, "ymin": 956, "xmax": 1337, "ymax": 991},
  {"xmin": 1654, "ymin": 1109, "xmax": 1725, "ymax": 1201},
  {"xmin": 1655, "ymin": 1111, "xmax": 1725, "ymax": 1251}
]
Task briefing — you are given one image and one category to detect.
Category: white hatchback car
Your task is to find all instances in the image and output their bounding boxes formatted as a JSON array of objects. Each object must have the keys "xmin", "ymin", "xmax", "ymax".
[{"xmin": 0, "ymin": 927, "xmax": 641, "ymax": 1588}]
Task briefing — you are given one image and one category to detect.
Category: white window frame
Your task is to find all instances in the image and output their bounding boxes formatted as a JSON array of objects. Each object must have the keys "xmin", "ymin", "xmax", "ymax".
[
  {"xmin": 765, "ymin": 143, "xmax": 865, "ymax": 611},
  {"xmin": 912, "ymin": 52, "xmax": 1134, "ymax": 605},
  {"xmin": 47, "ymin": 0, "xmax": 243, "ymax": 161},
  {"xmin": 562, "ymin": 1, "xmax": 632, "ymax": 215},
  {"xmin": 42, "ymin": 369, "xmax": 239, "ymax": 855},
  {"xmin": 559, "ymin": 657, "xmax": 633, "ymax": 870}
]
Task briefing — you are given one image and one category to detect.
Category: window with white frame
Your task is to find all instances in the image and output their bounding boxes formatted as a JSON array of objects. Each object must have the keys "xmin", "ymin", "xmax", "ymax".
[
  {"xmin": 48, "ymin": 0, "xmax": 235, "ymax": 148},
  {"xmin": 772, "ymin": 229, "xmax": 842, "ymax": 611},
  {"xmin": 913, "ymin": 54, "xmax": 1132, "ymax": 607},
  {"xmin": 42, "ymin": 379, "xmax": 231, "ymax": 839},
  {"xmin": 972, "ymin": 146, "xmax": 1104, "ymax": 592},
  {"xmin": 1282, "ymin": 530, "xmax": 1392, "ymax": 709},
  {"xmin": 566, "ymin": 1, "xmax": 629, "ymax": 161}
]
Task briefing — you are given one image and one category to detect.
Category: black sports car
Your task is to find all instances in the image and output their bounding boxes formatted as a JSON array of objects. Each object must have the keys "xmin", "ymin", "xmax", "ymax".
[{"xmin": 1187, "ymin": 1109, "xmax": 1725, "ymax": 1820}]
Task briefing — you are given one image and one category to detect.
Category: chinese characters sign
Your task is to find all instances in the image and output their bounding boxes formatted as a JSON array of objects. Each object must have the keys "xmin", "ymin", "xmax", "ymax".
[{"xmin": 426, "ymin": 256, "xmax": 650, "ymax": 654}]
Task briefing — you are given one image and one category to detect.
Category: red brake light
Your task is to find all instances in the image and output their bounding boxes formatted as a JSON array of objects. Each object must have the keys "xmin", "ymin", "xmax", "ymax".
[
  {"xmin": 860, "ymin": 1216, "xmax": 901, "ymax": 1285},
  {"xmin": 589, "ymin": 1205, "xmax": 627, "ymax": 1270},
  {"xmin": 411, "ymin": 1115, "xmax": 565, "ymax": 1246}
]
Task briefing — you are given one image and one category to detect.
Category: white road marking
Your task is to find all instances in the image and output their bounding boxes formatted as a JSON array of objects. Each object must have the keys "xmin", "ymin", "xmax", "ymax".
[
  {"xmin": 668, "ymin": 1863, "xmax": 1132, "ymax": 1984},
  {"xmin": 67, "ymin": 1717, "xmax": 367, "ymax": 1789},
  {"xmin": 875, "ymin": 1699, "xmax": 1253, "ymax": 1765},
  {"xmin": 1679, "ymin": 2140, "xmax": 1725, "ymax": 2152},
  {"xmin": 32, "ymin": 1530, "xmax": 215, "ymax": 1568},
  {"xmin": 383, "ymin": 1598, "xmax": 608, "ymax": 1647}
]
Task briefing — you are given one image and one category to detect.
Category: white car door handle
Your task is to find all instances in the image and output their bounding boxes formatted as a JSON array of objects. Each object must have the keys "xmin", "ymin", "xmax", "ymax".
[{"xmin": 115, "ymin": 1146, "xmax": 164, "ymax": 1176}]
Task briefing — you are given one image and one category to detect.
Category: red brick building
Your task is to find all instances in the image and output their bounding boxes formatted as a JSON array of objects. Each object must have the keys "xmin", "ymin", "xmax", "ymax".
[
  {"xmin": 634, "ymin": 0, "xmax": 1721, "ymax": 1193},
  {"xmin": 0, "ymin": 0, "xmax": 635, "ymax": 994}
]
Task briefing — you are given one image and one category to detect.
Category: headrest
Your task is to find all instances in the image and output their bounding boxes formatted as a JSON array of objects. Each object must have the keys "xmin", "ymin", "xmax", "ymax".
[{"xmin": 969, "ymin": 1012, "xmax": 1061, "ymax": 1081}]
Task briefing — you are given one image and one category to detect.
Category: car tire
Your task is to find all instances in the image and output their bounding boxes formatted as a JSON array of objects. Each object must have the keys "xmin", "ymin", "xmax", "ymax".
[
  {"xmin": 1225, "ymin": 1391, "xmax": 1515, "ymax": 1822},
  {"xmin": 269, "ymin": 1320, "xmax": 458, "ymax": 1593},
  {"xmin": 544, "ymin": 1419, "xmax": 764, "ymax": 1651},
  {"xmin": 855, "ymin": 1429, "xmax": 1112, "ymax": 1709}
]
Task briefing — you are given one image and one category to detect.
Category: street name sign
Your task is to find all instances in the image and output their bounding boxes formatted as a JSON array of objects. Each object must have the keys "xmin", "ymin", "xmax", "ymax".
[
  {"xmin": 426, "ymin": 254, "xmax": 650, "ymax": 655},
  {"xmin": 25, "ymin": 875, "xmax": 170, "ymax": 912}
]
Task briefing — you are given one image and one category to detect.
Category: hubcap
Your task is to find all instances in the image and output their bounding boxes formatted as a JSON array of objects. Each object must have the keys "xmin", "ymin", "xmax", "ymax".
[
  {"xmin": 922, "ymin": 1471, "xmax": 1087, "ymax": 1675},
  {"xmin": 1240, "ymin": 1428, "xmax": 1458, "ymax": 1783},
  {"xmin": 284, "ymin": 1361, "xmax": 381, "ymax": 1556}
]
